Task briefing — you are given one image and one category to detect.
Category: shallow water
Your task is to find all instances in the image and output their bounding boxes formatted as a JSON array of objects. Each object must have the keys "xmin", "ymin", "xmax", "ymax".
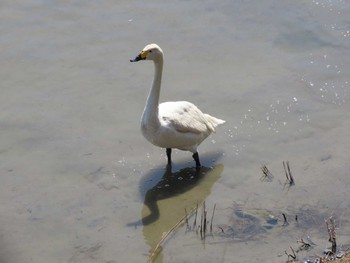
[{"xmin": 1, "ymin": 0, "xmax": 350, "ymax": 262}]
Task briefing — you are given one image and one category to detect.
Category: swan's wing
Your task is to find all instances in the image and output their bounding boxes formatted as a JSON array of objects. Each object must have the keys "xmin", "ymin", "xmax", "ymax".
[{"xmin": 159, "ymin": 101, "xmax": 213, "ymax": 134}]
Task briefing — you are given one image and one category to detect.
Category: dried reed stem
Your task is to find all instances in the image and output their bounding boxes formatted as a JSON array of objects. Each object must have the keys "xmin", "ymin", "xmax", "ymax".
[
  {"xmin": 210, "ymin": 203, "xmax": 216, "ymax": 233},
  {"xmin": 326, "ymin": 216, "xmax": 337, "ymax": 254},
  {"xmin": 148, "ymin": 205, "xmax": 198, "ymax": 262},
  {"xmin": 283, "ymin": 161, "xmax": 294, "ymax": 185}
]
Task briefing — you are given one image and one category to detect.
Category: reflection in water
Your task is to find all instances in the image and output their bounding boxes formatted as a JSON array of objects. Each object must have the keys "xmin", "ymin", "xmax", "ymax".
[
  {"xmin": 142, "ymin": 165, "xmax": 217, "ymax": 226},
  {"xmin": 135, "ymin": 154, "xmax": 223, "ymax": 262}
]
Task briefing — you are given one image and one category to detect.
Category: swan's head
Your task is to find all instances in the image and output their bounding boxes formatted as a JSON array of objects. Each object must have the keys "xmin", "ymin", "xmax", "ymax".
[{"xmin": 130, "ymin": 43, "xmax": 163, "ymax": 63}]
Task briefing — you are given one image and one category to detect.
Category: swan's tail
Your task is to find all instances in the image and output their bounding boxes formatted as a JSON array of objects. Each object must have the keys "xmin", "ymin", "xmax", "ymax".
[{"xmin": 204, "ymin": 114, "xmax": 226, "ymax": 132}]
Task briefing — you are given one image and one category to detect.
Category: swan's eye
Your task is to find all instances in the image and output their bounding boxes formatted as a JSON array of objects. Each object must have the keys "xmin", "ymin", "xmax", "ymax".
[{"xmin": 149, "ymin": 50, "xmax": 152, "ymax": 53}]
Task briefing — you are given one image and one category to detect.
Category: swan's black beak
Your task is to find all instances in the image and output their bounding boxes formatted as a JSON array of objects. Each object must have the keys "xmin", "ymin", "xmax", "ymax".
[
  {"xmin": 130, "ymin": 50, "xmax": 147, "ymax": 62},
  {"xmin": 130, "ymin": 54, "xmax": 143, "ymax": 62}
]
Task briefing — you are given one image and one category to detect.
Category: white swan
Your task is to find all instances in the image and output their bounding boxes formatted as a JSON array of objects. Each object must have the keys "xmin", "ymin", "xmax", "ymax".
[{"xmin": 130, "ymin": 43, "xmax": 225, "ymax": 168}]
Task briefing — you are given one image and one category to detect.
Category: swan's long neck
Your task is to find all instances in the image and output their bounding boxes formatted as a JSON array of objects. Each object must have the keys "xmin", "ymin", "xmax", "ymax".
[{"xmin": 142, "ymin": 57, "xmax": 163, "ymax": 126}]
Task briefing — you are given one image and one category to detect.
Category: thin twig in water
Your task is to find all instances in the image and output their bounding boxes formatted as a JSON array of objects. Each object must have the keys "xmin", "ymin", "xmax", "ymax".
[
  {"xmin": 282, "ymin": 213, "xmax": 289, "ymax": 226},
  {"xmin": 283, "ymin": 161, "xmax": 289, "ymax": 181},
  {"xmin": 260, "ymin": 165, "xmax": 274, "ymax": 182},
  {"xmin": 184, "ymin": 208, "xmax": 189, "ymax": 229},
  {"xmin": 201, "ymin": 201, "xmax": 207, "ymax": 240},
  {"xmin": 148, "ymin": 217, "xmax": 184, "ymax": 262},
  {"xmin": 285, "ymin": 246, "xmax": 297, "ymax": 261},
  {"xmin": 210, "ymin": 203, "xmax": 216, "ymax": 233},
  {"xmin": 203, "ymin": 210, "xmax": 207, "ymax": 238},
  {"xmin": 200, "ymin": 205, "xmax": 203, "ymax": 239},
  {"xmin": 290, "ymin": 246, "xmax": 296, "ymax": 259},
  {"xmin": 297, "ymin": 238, "xmax": 312, "ymax": 250},
  {"xmin": 148, "ymin": 205, "xmax": 198, "ymax": 262},
  {"xmin": 283, "ymin": 161, "xmax": 295, "ymax": 186},
  {"xmin": 287, "ymin": 162, "xmax": 294, "ymax": 184},
  {"xmin": 193, "ymin": 202, "xmax": 198, "ymax": 229}
]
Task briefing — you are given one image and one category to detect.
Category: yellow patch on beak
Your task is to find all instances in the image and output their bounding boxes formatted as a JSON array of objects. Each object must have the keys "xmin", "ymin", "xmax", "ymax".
[{"xmin": 140, "ymin": 50, "xmax": 148, "ymax": 59}]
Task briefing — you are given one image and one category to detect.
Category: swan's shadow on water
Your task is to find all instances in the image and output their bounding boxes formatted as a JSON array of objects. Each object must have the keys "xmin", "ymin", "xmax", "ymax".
[
  {"xmin": 130, "ymin": 152, "xmax": 224, "ymax": 226},
  {"xmin": 141, "ymin": 165, "xmax": 211, "ymax": 225},
  {"xmin": 127, "ymin": 152, "xmax": 224, "ymax": 262}
]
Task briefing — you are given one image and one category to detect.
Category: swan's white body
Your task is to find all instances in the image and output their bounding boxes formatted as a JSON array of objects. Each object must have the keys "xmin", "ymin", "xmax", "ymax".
[
  {"xmin": 131, "ymin": 43, "xmax": 225, "ymax": 166},
  {"xmin": 142, "ymin": 101, "xmax": 223, "ymax": 153}
]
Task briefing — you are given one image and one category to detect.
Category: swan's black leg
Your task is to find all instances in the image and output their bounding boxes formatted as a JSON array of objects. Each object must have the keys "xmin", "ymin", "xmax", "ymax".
[
  {"xmin": 192, "ymin": 152, "xmax": 201, "ymax": 169},
  {"xmin": 166, "ymin": 148, "xmax": 172, "ymax": 165}
]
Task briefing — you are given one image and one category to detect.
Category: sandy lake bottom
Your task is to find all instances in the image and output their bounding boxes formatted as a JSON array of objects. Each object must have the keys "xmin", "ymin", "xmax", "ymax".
[{"xmin": 1, "ymin": 0, "xmax": 350, "ymax": 262}]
